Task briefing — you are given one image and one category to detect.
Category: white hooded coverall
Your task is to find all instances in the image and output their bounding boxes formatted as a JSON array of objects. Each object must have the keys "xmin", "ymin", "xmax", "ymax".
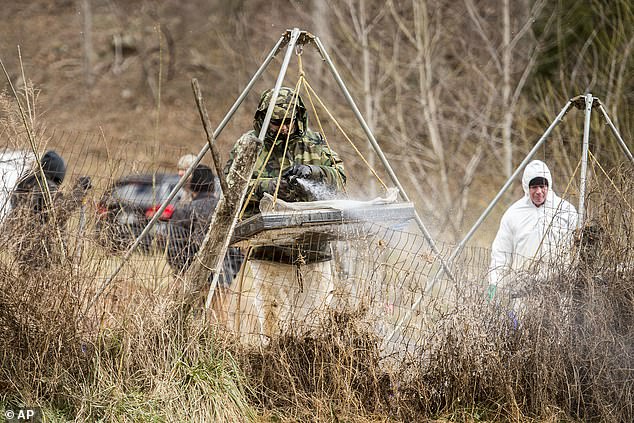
[{"xmin": 489, "ymin": 160, "xmax": 578, "ymax": 296}]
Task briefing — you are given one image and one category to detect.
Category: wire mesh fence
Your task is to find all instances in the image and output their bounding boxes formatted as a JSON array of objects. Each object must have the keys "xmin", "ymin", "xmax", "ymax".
[{"xmin": 1, "ymin": 126, "xmax": 631, "ymax": 361}]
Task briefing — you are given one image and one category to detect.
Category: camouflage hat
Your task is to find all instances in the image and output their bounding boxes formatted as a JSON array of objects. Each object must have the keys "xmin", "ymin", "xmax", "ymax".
[
  {"xmin": 253, "ymin": 87, "xmax": 307, "ymax": 140},
  {"xmin": 256, "ymin": 87, "xmax": 300, "ymax": 120}
]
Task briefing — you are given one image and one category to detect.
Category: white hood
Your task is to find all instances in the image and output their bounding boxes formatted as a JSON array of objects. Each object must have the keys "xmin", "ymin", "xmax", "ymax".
[{"xmin": 521, "ymin": 160, "xmax": 553, "ymax": 196}]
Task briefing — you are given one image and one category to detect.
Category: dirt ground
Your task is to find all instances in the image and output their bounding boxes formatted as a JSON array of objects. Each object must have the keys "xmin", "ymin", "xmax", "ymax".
[{"xmin": 1, "ymin": 1, "xmax": 318, "ymax": 159}]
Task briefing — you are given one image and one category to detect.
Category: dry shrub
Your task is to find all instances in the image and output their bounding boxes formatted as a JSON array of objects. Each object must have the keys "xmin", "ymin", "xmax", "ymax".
[
  {"xmin": 77, "ymin": 312, "xmax": 254, "ymax": 422},
  {"xmin": 0, "ymin": 219, "xmax": 255, "ymax": 421},
  {"xmin": 240, "ymin": 165, "xmax": 634, "ymax": 422},
  {"xmin": 0, "ymin": 263, "xmax": 90, "ymax": 408},
  {"xmin": 393, "ymin": 165, "xmax": 634, "ymax": 422},
  {"xmin": 239, "ymin": 309, "xmax": 394, "ymax": 421}
]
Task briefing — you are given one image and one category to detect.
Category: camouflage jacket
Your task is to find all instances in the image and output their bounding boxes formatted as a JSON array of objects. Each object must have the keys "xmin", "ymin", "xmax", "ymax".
[{"xmin": 225, "ymin": 128, "xmax": 346, "ymax": 219}]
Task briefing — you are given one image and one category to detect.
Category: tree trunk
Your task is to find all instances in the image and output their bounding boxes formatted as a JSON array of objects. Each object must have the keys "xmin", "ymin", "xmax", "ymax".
[{"xmin": 179, "ymin": 134, "xmax": 262, "ymax": 318}]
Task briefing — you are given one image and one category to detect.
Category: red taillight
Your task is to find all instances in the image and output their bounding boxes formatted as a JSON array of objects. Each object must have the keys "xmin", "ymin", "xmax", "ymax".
[
  {"xmin": 145, "ymin": 204, "xmax": 175, "ymax": 220},
  {"xmin": 161, "ymin": 204, "xmax": 175, "ymax": 220}
]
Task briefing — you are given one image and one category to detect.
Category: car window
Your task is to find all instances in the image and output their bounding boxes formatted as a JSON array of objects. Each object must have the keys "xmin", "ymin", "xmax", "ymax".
[
  {"xmin": 112, "ymin": 176, "xmax": 184, "ymax": 209},
  {"xmin": 113, "ymin": 183, "xmax": 163, "ymax": 208}
]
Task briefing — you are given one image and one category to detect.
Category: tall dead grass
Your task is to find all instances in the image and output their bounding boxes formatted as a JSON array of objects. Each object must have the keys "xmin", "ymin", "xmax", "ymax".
[
  {"xmin": 0, "ymin": 225, "xmax": 255, "ymax": 422},
  {"xmin": 235, "ymin": 165, "xmax": 634, "ymax": 422},
  {"xmin": 0, "ymin": 154, "xmax": 632, "ymax": 422}
]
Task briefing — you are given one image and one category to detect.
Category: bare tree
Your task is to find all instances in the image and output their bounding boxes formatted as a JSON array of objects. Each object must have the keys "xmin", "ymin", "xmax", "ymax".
[
  {"xmin": 79, "ymin": 0, "xmax": 95, "ymax": 87},
  {"xmin": 319, "ymin": 0, "xmax": 551, "ymax": 241}
]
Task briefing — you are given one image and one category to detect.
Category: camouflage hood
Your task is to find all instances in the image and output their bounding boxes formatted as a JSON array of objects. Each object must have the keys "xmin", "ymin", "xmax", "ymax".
[{"xmin": 253, "ymin": 87, "xmax": 308, "ymax": 143}]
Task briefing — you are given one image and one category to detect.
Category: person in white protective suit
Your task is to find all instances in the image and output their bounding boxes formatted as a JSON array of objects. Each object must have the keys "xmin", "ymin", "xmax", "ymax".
[{"xmin": 488, "ymin": 160, "xmax": 578, "ymax": 312}]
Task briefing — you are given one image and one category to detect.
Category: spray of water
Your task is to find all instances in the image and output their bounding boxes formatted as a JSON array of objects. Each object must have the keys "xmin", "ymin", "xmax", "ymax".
[{"xmin": 293, "ymin": 178, "xmax": 337, "ymax": 201}]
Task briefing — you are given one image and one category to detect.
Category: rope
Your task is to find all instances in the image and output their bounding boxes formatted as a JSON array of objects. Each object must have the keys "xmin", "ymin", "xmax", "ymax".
[
  {"xmin": 302, "ymin": 80, "xmax": 388, "ymax": 191},
  {"xmin": 300, "ymin": 79, "xmax": 347, "ymax": 193},
  {"xmin": 296, "ymin": 54, "xmax": 348, "ymax": 191},
  {"xmin": 272, "ymin": 80, "xmax": 302, "ymax": 204},
  {"xmin": 239, "ymin": 50, "xmax": 390, "ymax": 219},
  {"xmin": 238, "ymin": 78, "xmax": 302, "ymax": 220},
  {"xmin": 588, "ymin": 150, "xmax": 634, "ymax": 213},
  {"xmin": 297, "ymin": 48, "xmax": 305, "ymax": 78}
]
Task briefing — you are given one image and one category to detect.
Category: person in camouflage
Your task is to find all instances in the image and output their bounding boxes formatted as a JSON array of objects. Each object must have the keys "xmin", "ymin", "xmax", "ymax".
[
  {"xmin": 228, "ymin": 87, "xmax": 346, "ymax": 217},
  {"xmin": 225, "ymin": 86, "xmax": 346, "ymax": 342}
]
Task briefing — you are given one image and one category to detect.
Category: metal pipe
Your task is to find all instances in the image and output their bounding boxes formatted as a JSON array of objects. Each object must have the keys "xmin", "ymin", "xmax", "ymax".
[
  {"xmin": 257, "ymin": 28, "xmax": 301, "ymax": 141},
  {"xmin": 86, "ymin": 34, "xmax": 287, "ymax": 315},
  {"xmin": 578, "ymin": 93, "xmax": 593, "ymax": 224},
  {"xmin": 385, "ymin": 99, "xmax": 575, "ymax": 344},
  {"xmin": 313, "ymin": 35, "xmax": 456, "ymax": 283},
  {"xmin": 597, "ymin": 102, "xmax": 634, "ymax": 166},
  {"xmin": 204, "ymin": 28, "xmax": 301, "ymax": 310}
]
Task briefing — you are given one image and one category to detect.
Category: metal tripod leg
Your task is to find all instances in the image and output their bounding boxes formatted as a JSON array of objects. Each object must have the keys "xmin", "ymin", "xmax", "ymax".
[
  {"xmin": 256, "ymin": 28, "xmax": 301, "ymax": 140},
  {"xmin": 313, "ymin": 36, "xmax": 457, "ymax": 284},
  {"xmin": 86, "ymin": 32, "xmax": 291, "ymax": 315},
  {"xmin": 578, "ymin": 93, "xmax": 593, "ymax": 224},
  {"xmin": 597, "ymin": 101, "xmax": 634, "ymax": 166},
  {"xmin": 442, "ymin": 99, "xmax": 575, "ymax": 274}
]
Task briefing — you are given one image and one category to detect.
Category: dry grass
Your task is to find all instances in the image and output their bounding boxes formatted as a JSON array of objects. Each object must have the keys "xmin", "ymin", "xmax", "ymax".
[
  {"xmin": 0, "ymin": 165, "xmax": 632, "ymax": 422},
  {"xmin": 227, "ymin": 166, "xmax": 634, "ymax": 422},
  {"xmin": 0, "ymin": 218, "xmax": 255, "ymax": 421},
  {"xmin": 0, "ymin": 74, "xmax": 632, "ymax": 422}
]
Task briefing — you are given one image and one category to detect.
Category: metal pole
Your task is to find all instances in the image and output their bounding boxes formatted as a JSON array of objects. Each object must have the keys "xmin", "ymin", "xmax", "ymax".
[
  {"xmin": 597, "ymin": 102, "xmax": 634, "ymax": 166},
  {"xmin": 257, "ymin": 28, "xmax": 301, "ymax": 141},
  {"xmin": 385, "ymin": 99, "xmax": 574, "ymax": 344},
  {"xmin": 578, "ymin": 93, "xmax": 593, "ymax": 224},
  {"xmin": 204, "ymin": 28, "xmax": 301, "ymax": 310},
  {"xmin": 313, "ymin": 36, "xmax": 456, "ymax": 284},
  {"xmin": 86, "ymin": 34, "xmax": 287, "ymax": 315}
]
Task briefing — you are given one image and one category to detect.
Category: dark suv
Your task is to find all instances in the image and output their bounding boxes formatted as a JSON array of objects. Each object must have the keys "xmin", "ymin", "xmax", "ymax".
[{"xmin": 96, "ymin": 173, "xmax": 187, "ymax": 252}]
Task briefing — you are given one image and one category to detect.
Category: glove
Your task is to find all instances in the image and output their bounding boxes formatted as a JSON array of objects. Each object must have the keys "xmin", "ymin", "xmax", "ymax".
[
  {"xmin": 486, "ymin": 284, "xmax": 497, "ymax": 303},
  {"xmin": 76, "ymin": 176, "xmax": 92, "ymax": 191},
  {"xmin": 282, "ymin": 164, "xmax": 321, "ymax": 181},
  {"xmin": 507, "ymin": 309, "xmax": 520, "ymax": 331},
  {"xmin": 259, "ymin": 178, "xmax": 293, "ymax": 201}
]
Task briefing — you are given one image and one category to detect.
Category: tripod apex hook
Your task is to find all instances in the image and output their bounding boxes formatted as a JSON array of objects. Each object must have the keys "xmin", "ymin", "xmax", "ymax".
[
  {"xmin": 571, "ymin": 93, "xmax": 600, "ymax": 110},
  {"xmin": 276, "ymin": 29, "xmax": 316, "ymax": 56}
]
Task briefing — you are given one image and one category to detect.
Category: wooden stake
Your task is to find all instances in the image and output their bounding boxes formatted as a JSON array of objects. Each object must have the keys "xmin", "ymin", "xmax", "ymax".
[{"xmin": 179, "ymin": 134, "xmax": 262, "ymax": 319}]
